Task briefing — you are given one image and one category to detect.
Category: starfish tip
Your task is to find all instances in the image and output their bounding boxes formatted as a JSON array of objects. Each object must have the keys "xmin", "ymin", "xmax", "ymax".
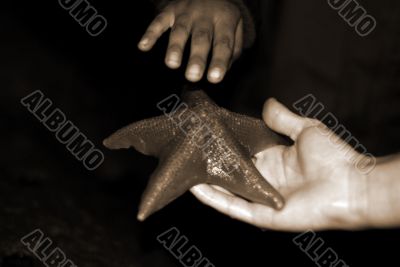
[
  {"xmin": 272, "ymin": 195, "xmax": 285, "ymax": 210},
  {"xmin": 103, "ymin": 136, "xmax": 129, "ymax": 150},
  {"xmin": 102, "ymin": 138, "xmax": 111, "ymax": 148},
  {"xmin": 275, "ymin": 200, "xmax": 285, "ymax": 210},
  {"xmin": 106, "ymin": 89, "xmax": 288, "ymax": 220}
]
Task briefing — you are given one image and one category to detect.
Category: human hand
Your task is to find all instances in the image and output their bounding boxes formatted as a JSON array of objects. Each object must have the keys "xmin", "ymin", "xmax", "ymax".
[
  {"xmin": 191, "ymin": 98, "xmax": 373, "ymax": 231},
  {"xmin": 138, "ymin": 0, "xmax": 243, "ymax": 83}
]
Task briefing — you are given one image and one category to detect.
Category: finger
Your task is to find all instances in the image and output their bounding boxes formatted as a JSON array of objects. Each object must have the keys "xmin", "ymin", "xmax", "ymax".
[
  {"xmin": 262, "ymin": 98, "xmax": 317, "ymax": 141},
  {"xmin": 191, "ymin": 184, "xmax": 315, "ymax": 231},
  {"xmin": 138, "ymin": 11, "xmax": 174, "ymax": 52},
  {"xmin": 165, "ymin": 14, "xmax": 192, "ymax": 69},
  {"xmin": 207, "ymin": 22, "xmax": 236, "ymax": 83},
  {"xmin": 210, "ymin": 184, "xmax": 235, "ymax": 196},
  {"xmin": 232, "ymin": 19, "xmax": 243, "ymax": 62},
  {"xmin": 191, "ymin": 184, "xmax": 288, "ymax": 229},
  {"xmin": 190, "ymin": 184, "xmax": 256, "ymax": 222},
  {"xmin": 185, "ymin": 19, "xmax": 213, "ymax": 82}
]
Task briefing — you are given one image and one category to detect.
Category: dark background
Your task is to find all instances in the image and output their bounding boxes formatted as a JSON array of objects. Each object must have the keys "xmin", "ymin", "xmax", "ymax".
[{"xmin": 1, "ymin": 0, "xmax": 399, "ymax": 266}]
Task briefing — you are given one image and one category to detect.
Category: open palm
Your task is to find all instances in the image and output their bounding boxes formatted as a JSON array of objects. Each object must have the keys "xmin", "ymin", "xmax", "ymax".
[{"xmin": 191, "ymin": 99, "xmax": 370, "ymax": 231}]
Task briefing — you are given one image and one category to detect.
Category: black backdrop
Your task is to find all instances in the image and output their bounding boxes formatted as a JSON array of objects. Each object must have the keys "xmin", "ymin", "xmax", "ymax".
[{"xmin": 1, "ymin": 1, "xmax": 399, "ymax": 266}]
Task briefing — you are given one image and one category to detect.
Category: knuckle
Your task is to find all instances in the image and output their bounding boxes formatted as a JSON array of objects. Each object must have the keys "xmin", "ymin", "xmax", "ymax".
[
  {"xmin": 154, "ymin": 13, "xmax": 167, "ymax": 24},
  {"xmin": 214, "ymin": 36, "xmax": 233, "ymax": 50},
  {"xmin": 149, "ymin": 14, "xmax": 171, "ymax": 32},
  {"xmin": 148, "ymin": 24, "xmax": 162, "ymax": 34},
  {"xmin": 168, "ymin": 43, "xmax": 183, "ymax": 53},
  {"xmin": 172, "ymin": 23, "xmax": 190, "ymax": 35},
  {"xmin": 144, "ymin": 29, "xmax": 156, "ymax": 37},
  {"xmin": 189, "ymin": 55, "xmax": 206, "ymax": 64},
  {"xmin": 175, "ymin": 13, "xmax": 191, "ymax": 25},
  {"xmin": 193, "ymin": 28, "xmax": 211, "ymax": 42},
  {"xmin": 305, "ymin": 118, "xmax": 322, "ymax": 128},
  {"xmin": 210, "ymin": 58, "xmax": 228, "ymax": 68},
  {"xmin": 310, "ymin": 118, "xmax": 322, "ymax": 126},
  {"xmin": 218, "ymin": 2, "xmax": 241, "ymax": 19}
]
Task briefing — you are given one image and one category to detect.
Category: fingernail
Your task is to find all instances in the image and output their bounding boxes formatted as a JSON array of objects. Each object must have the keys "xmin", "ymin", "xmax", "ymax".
[
  {"xmin": 139, "ymin": 38, "xmax": 149, "ymax": 48},
  {"xmin": 187, "ymin": 65, "xmax": 201, "ymax": 81},
  {"xmin": 209, "ymin": 68, "xmax": 222, "ymax": 82},
  {"xmin": 167, "ymin": 52, "xmax": 180, "ymax": 68}
]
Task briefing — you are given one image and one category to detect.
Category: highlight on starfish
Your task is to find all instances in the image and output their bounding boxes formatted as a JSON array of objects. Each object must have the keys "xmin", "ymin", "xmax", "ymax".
[{"xmin": 104, "ymin": 89, "xmax": 287, "ymax": 221}]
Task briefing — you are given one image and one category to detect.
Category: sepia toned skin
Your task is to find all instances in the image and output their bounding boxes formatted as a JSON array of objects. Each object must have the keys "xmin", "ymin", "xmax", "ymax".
[
  {"xmin": 137, "ymin": 0, "xmax": 400, "ymax": 230},
  {"xmin": 138, "ymin": 0, "xmax": 243, "ymax": 83},
  {"xmin": 191, "ymin": 99, "xmax": 400, "ymax": 231}
]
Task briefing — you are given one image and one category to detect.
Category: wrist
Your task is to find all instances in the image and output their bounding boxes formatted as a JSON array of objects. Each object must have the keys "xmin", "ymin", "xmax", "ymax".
[
  {"xmin": 364, "ymin": 155, "xmax": 400, "ymax": 228},
  {"xmin": 345, "ymin": 161, "xmax": 370, "ymax": 229}
]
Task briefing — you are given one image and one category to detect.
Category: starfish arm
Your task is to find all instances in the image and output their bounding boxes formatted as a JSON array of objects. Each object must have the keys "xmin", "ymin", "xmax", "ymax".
[
  {"xmin": 137, "ymin": 134, "xmax": 206, "ymax": 221},
  {"xmin": 220, "ymin": 109, "xmax": 289, "ymax": 156},
  {"xmin": 221, "ymin": 156, "xmax": 285, "ymax": 210},
  {"xmin": 103, "ymin": 115, "xmax": 179, "ymax": 156},
  {"xmin": 104, "ymin": 89, "xmax": 288, "ymax": 220},
  {"xmin": 203, "ymin": 129, "xmax": 285, "ymax": 210}
]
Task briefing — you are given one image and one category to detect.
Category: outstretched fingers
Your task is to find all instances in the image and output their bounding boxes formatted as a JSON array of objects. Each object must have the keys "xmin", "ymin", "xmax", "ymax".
[
  {"xmin": 165, "ymin": 14, "xmax": 192, "ymax": 69},
  {"xmin": 138, "ymin": 11, "xmax": 174, "ymax": 51},
  {"xmin": 185, "ymin": 19, "xmax": 213, "ymax": 82},
  {"xmin": 207, "ymin": 21, "xmax": 236, "ymax": 83}
]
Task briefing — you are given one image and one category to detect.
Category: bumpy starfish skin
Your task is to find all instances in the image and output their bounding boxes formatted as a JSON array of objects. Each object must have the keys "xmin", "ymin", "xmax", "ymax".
[{"xmin": 104, "ymin": 90, "xmax": 287, "ymax": 221}]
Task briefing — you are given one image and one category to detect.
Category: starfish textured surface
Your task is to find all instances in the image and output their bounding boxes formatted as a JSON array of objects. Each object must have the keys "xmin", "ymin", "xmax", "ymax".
[{"xmin": 104, "ymin": 89, "xmax": 287, "ymax": 221}]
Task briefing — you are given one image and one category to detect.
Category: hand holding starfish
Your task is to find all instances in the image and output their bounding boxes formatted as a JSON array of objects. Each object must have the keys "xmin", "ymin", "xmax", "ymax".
[{"xmin": 191, "ymin": 98, "xmax": 400, "ymax": 231}]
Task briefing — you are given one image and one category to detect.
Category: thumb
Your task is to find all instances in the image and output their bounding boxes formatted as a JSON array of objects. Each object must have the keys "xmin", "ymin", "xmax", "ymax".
[{"xmin": 262, "ymin": 98, "xmax": 315, "ymax": 141}]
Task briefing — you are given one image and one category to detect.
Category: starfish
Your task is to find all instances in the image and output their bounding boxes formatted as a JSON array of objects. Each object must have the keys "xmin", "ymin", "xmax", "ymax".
[{"xmin": 103, "ymin": 89, "xmax": 287, "ymax": 221}]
